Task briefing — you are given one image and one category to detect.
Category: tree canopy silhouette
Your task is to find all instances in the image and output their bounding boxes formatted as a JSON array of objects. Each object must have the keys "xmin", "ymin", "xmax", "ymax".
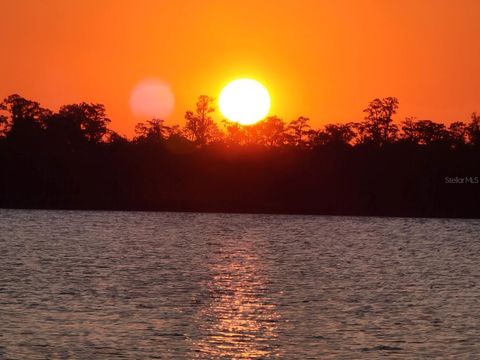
[
  {"xmin": 0, "ymin": 93, "xmax": 479, "ymax": 218},
  {"xmin": 356, "ymin": 97, "xmax": 399, "ymax": 146},
  {"xmin": 184, "ymin": 95, "xmax": 220, "ymax": 146}
]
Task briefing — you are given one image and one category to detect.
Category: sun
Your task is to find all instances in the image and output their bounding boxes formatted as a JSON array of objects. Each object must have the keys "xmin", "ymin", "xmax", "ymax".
[{"xmin": 219, "ymin": 79, "xmax": 271, "ymax": 125}]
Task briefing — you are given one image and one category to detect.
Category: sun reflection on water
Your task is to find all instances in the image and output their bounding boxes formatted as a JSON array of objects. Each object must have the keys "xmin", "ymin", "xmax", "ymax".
[{"xmin": 191, "ymin": 239, "xmax": 280, "ymax": 359}]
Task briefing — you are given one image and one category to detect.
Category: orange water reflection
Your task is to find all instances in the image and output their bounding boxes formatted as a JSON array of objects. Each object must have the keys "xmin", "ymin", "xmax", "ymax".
[{"xmin": 191, "ymin": 239, "xmax": 280, "ymax": 359}]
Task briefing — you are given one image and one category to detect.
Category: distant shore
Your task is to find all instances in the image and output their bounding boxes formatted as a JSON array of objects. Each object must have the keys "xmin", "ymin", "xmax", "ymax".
[
  {"xmin": 1, "ymin": 95, "xmax": 479, "ymax": 219},
  {"xmin": 2, "ymin": 143, "xmax": 479, "ymax": 219}
]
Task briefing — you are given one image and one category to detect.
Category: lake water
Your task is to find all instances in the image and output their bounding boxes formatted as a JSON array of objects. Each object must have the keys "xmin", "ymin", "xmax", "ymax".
[{"xmin": 0, "ymin": 209, "xmax": 479, "ymax": 359}]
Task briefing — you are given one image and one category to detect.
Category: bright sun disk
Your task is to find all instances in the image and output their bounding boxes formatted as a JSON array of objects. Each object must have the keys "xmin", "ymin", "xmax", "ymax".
[{"xmin": 219, "ymin": 79, "xmax": 271, "ymax": 125}]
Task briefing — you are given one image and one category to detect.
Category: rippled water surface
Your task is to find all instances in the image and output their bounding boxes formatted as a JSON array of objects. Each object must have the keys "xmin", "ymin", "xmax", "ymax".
[{"xmin": 1, "ymin": 209, "xmax": 480, "ymax": 359}]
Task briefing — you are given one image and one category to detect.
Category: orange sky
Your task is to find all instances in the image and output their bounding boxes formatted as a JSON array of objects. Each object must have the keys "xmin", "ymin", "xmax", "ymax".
[{"xmin": 1, "ymin": 0, "xmax": 479, "ymax": 136}]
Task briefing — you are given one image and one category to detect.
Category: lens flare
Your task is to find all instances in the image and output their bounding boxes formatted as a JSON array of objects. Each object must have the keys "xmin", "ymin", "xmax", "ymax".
[{"xmin": 129, "ymin": 79, "xmax": 174, "ymax": 118}]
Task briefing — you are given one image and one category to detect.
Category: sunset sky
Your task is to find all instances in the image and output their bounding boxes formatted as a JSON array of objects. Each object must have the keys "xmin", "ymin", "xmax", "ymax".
[{"xmin": 1, "ymin": 0, "xmax": 479, "ymax": 136}]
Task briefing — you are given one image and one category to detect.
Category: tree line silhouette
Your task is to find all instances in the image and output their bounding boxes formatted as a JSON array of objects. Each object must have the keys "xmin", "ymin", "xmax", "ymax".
[{"xmin": 1, "ymin": 94, "xmax": 479, "ymax": 217}]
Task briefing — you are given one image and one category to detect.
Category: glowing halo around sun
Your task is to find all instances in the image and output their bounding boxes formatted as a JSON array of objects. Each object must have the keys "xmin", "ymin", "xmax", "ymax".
[{"xmin": 219, "ymin": 79, "xmax": 271, "ymax": 125}]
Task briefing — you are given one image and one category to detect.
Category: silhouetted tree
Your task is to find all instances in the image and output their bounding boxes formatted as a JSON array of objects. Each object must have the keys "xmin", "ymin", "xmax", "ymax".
[
  {"xmin": 47, "ymin": 103, "xmax": 110, "ymax": 145},
  {"xmin": 359, "ymin": 97, "xmax": 399, "ymax": 145},
  {"xmin": 400, "ymin": 117, "xmax": 420, "ymax": 144},
  {"xmin": 314, "ymin": 123, "xmax": 356, "ymax": 146},
  {"xmin": 401, "ymin": 119, "xmax": 448, "ymax": 145},
  {"xmin": 164, "ymin": 124, "xmax": 183, "ymax": 139},
  {"xmin": 0, "ymin": 102, "xmax": 8, "ymax": 137},
  {"xmin": 134, "ymin": 118, "xmax": 169, "ymax": 144},
  {"xmin": 448, "ymin": 121, "xmax": 467, "ymax": 148},
  {"xmin": 467, "ymin": 112, "xmax": 480, "ymax": 146},
  {"xmin": 2, "ymin": 94, "xmax": 51, "ymax": 142},
  {"xmin": 287, "ymin": 116, "xmax": 311, "ymax": 147},
  {"xmin": 184, "ymin": 95, "xmax": 220, "ymax": 146},
  {"xmin": 163, "ymin": 124, "xmax": 194, "ymax": 154},
  {"xmin": 105, "ymin": 130, "xmax": 129, "ymax": 145},
  {"xmin": 256, "ymin": 116, "xmax": 286, "ymax": 147},
  {"xmin": 222, "ymin": 120, "xmax": 247, "ymax": 146}
]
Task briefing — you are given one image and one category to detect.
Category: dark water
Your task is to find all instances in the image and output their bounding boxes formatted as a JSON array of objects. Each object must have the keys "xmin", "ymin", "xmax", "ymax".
[{"xmin": 0, "ymin": 209, "xmax": 479, "ymax": 359}]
